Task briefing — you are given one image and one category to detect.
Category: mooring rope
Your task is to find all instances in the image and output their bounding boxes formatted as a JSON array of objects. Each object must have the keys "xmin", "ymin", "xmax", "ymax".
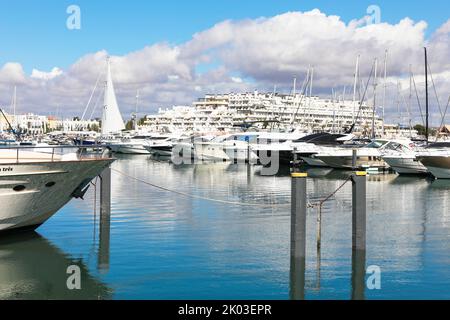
[
  {"xmin": 307, "ymin": 177, "xmax": 352, "ymax": 209},
  {"xmin": 112, "ymin": 168, "xmax": 352, "ymax": 210},
  {"xmin": 306, "ymin": 176, "xmax": 352, "ymax": 249},
  {"xmin": 111, "ymin": 168, "xmax": 291, "ymax": 208}
]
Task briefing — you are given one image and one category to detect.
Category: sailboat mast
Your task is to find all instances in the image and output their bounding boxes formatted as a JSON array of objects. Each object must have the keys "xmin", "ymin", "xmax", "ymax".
[
  {"xmin": 135, "ymin": 89, "xmax": 139, "ymax": 131},
  {"xmin": 382, "ymin": 50, "xmax": 388, "ymax": 136},
  {"xmin": 11, "ymin": 85, "xmax": 17, "ymax": 129},
  {"xmin": 408, "ymin": 65, "xmax": 413, "ymax": 137},
  {"xmin": 352, "ymin": 55, "xmax": 360, "ymax": 122},
  {"xmin": 425, "ymin": 47, "xmax": 429, "ymax": 144},
  {"xmin": 372, "ymin": 58, "xmax": 378, "ymax": 139}
]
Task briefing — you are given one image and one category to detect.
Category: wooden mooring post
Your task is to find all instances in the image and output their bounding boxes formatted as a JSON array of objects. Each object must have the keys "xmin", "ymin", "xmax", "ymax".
[
  {"xmin": 290, "ymin": 172, "xmax": 307, "ymax": 300},
  {"xmin": 351, "ymin": 171, "xmax": 367, "ymax": 300},
  {"xmin": 98, "ymin": 166, "xmax": 112, "ymax": 273},
  {"xmin": 351, "ymin": 171, "xmax": 367, "ymax": 251}
]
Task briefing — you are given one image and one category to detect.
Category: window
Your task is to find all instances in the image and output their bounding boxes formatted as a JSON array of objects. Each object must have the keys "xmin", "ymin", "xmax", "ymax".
[{"xmin": 13, "ymin": 185, "xmax": 26, "ymax": 192}]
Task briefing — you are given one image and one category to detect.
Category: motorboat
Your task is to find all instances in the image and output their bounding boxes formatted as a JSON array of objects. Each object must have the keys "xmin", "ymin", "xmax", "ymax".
[
  {"xmin": 381, "ymin": 142, "xmax": 429, "ymax": 175},
  {"xmin": 108, "ymin": 134, "xmax": 153, "ymax": 154},
  {"xmin": 249, "ymin": 131, "xmax": 308, "ymax": 165},
  {"xmin": 316, "ymin": 139, "xmax": 415, "ymax": 170},
  {"xmin": 193, "ymin": 134, "xmax": 234, "ymax": 161},
  {"xmin": 143, "ymin": 134, "xmax": 187, "ymax": 157},
  {"xmin": 292, "ymin": 133, "xmax": 355, "ymax": 167},
  {"xmin": 221, "ymin": 132, "xmax": 260, "ymax": 163}
]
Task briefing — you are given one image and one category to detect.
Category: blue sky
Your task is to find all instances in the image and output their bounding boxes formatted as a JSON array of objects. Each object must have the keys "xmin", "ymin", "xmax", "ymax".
[{"xmin": 0, "ymin": 0, "xmax": 449, "ymax": 73}]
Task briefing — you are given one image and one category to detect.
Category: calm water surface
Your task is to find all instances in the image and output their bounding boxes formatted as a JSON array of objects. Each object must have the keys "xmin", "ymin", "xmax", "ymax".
[{"xmin": 1, "ymin": 155, "xmax": 450, "ymax": 299}]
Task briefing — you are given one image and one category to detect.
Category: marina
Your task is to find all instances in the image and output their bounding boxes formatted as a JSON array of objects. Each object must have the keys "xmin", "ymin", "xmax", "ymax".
[{"xmin": 1, "ymin": 0, "xmax": 450, "ymax": 304}]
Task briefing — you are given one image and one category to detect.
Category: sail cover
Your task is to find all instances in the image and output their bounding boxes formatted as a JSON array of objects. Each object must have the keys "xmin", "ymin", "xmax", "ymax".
[{"xmin": 102, "ymin": 59, "xmax": 125, "ymax": 135}]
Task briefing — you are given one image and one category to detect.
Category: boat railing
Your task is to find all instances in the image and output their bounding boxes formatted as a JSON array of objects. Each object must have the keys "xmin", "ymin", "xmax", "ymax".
[{"xmin": 0, "ymin": 145, "xmax": 113, "ymax": 164}]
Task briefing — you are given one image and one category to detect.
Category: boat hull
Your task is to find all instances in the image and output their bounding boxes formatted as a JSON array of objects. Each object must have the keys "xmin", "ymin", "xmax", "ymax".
[
  {"xmin": 110, "ymin": 144, "xmax": 150, "ymax": 154},
  {"xmin": 148, "ymin": 146, "xmax": 173, "ymax": 157},
  {"xmin": 300, "ymin": 155, "xmax": 328, "ymax": 167},
  {"xmin": 382, "ymin": 156, "xmax": 428, "ymax": 175},
  {"xmin": 0, "ymin": 159, "xmax": 114, "ymax": 233},
  {"xmin": 194, "ymin": 143, "xmax": 230, "ymax": 161},
  {"xmin": 317, "ymin": 155, "xmax": 388, "ymax": 169},
  {"xmin": 418, "ymin": 156, "xmax": 450, "ymax": 179}
]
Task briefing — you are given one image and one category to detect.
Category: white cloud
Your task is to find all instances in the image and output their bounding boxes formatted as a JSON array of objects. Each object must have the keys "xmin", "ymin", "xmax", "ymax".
[{"xmin": 30, "ymin": 67, "xmax": 63, "ymax": 80}]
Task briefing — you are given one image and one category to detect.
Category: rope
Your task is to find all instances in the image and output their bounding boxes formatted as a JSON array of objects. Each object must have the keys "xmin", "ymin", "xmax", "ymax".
[
  {"xmin": 307, "ymin": 177, "xmax": 351, "ymax": 209},
  {"xmin": 112, "ymin": 168, "xmax": 291, "ymax": 208},
  {"xmin": 306, "ymin": 177, "xmax": 352, "ymax": 249},
  {"xmin": 411, "ymin": 72, "xmax": 426, "ymax": 127}
]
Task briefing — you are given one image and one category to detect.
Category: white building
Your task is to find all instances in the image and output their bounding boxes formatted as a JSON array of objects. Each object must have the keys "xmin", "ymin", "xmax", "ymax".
[{"xmin": 143, "ymin": 92, "xmax": 384, "ymax": 136}]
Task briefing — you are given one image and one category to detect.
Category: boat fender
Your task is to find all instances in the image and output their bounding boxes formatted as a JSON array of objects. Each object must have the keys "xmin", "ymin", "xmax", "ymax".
[{"xmin": 71, "ymin": 178, "xmax": 92, "ymax": 199}]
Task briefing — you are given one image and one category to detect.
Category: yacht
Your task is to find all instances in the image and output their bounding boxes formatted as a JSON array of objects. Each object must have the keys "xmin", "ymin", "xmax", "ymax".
[
  {"xmin": 381, "ymin": 142, "xmax": 428, "ymax": 175},
  {"xmin": 416, "ymin": 142, "xmax": 450, "ymax": 179},
  {"xmin": 193, "ymin": 134, "xmax": 235, "ymax": 161},
  {"xmin": 292, "ymin": 133, "xmax": 355, "ymax": 167},
  {"xmin": 171, "ymin": 135, "xmax": 216, "ymax": 161},
  {"xmin": 250, "ymin": 131, "xmax": 308, "ymax": 165},
  {"xmin": 221, "ymin": 132, "xmax": 261, "ymax": 163},
  {"xmin": 0, "ymin": 146, "xmax": 114, "ymax": 233},
  {"xmin": 143, "ymin": 133, "xmax": 187, "ymax": 157},
  {"xmin": 316, "ymin": 139, "xmax": 415, "ymax": 170},
  {"xmin": 108, "ymin": 134, "xmax": 153, "ymax": 154}
]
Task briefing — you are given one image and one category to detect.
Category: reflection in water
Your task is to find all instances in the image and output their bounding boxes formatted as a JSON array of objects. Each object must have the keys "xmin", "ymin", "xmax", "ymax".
[
  {"xmin": 289, "ymin": 256, "xmax": 305, "ymax": 300},
  {"xmin": 351, "ymin": 249, "xmax": 366, "ymax": 300},
  {"xmin": 0, "ymin": 233, "xmax": 112, "ymax": 299},
  {"xmin": 98, "ymin": 208, "xmax": 111, "ymax": 274}
]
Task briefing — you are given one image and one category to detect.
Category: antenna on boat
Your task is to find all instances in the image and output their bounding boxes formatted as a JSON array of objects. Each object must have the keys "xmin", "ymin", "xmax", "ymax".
[
  {"xmin": 352, "ymin": 54, "xmax": 360, "ymax": 122},
  {"xmin": 425, "ymin": 47, "xmax": 429, "ymax": 144},
  {"xmin": 372, "ymin": 58, "xmax": 378, "ymax": 139},
  {"xmin": 382, "ymin": 50, "xmax": 388, "ymax": 136}
]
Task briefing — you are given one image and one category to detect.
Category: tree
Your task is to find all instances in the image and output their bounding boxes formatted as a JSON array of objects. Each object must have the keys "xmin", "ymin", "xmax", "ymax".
[
  {"xmin": 90, "ymin": 123, "xmax": 99, "ymax": 132},
  {"xmin": 138, "ymin": 117, "xmax": 147, "ymax": 126},
  {"xmin": 414, "ymin": 124, "xmax": 426, "ymax": 136},
  {"xmin": 125, "ymin": 120, "xmax": 134, "ymax": 131},
  {"xmin": 414, "ymin": 124, "xmax": 437, "ymax": 137}
]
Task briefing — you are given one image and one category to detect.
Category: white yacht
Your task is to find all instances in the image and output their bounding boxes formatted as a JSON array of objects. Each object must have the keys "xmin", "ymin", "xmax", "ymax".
[
  {"xmin": 381, "ymin": 142, "xmax": 428, "ymax": 175},
  {"xmin": 0, "ymin": 146, "xmax": 114, "ymax": 233},
  {"xmin": 108, "ymin": 134, "xmax": 153, "ymax": 154},
  {"xmin": 171, "ymin": 135, "xmax": 216, "ymax": 161},
  {"xmin": 193, "ymin": 134, "xmax": 235, "ymax": 161},
  {"xmin": 143, "ymin": 134, "xmax": 187, "ymax": 157},
  {"xmin": 221, "ymin": 132, "xmax": 261, "ymax": 163},
  {"xmin": 316, "ymin": 139, "xmax": 415, "ymax": 170}
]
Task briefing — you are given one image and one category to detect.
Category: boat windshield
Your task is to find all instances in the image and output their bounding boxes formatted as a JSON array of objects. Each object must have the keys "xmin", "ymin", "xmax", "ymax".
[
  {"xmin": 383, "ymin": 141, "xmax": 412, "ymax": 152},
  {"xmin": 230, "ymin": 135, "xmax": 258, "ymax": 142},
  {"xmin": 365, "ymin": 140, "xmax": 389, "ymax": 149}
]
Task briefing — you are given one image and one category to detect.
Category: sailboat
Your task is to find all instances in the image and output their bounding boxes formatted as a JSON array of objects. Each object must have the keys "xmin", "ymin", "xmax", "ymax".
[{"xmin": 102, "ymin": 57, "xmax": 125, "ymax": 136}]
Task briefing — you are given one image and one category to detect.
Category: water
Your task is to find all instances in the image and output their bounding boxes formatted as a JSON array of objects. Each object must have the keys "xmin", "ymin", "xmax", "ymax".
[{"xmin": 1, "ymin": 155, "xmax": 450, "ymax": 300}]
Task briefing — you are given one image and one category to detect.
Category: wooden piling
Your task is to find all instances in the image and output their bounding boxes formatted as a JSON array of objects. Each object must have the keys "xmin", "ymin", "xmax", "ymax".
[
  {"xmin": 290, "ymin": 172, "xmax": 307, "ymax": 300},
  {"xmin": 351, "ymin": 171, "xmax": 367, "ymax": 251},
  {"xmin": 98, "ymin": 166, "xmax": 111, "ymax": 273},
  {"xmin": 291, "ymin": 172, "xmax": 308, "ymax": 259}
]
